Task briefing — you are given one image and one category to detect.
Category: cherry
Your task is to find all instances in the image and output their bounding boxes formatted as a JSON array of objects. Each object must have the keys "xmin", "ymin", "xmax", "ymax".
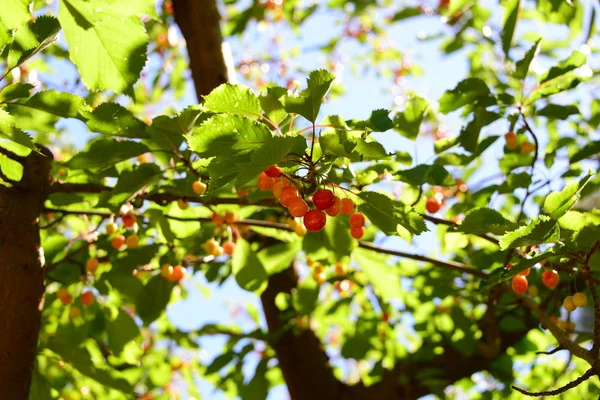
[
  {"xmin": 542, "ymin": 269, "xmax": 559, "ymax": 288},
  {"xmin": 382, "ymin": 312, "xmax": 389, "ymax": 322},
  {"xmin": 425, "ymin": 198, "xmax": 442, "ymax": 214},
  {"xmin": 313, "ymin": 189, "xmax": 335, "ymax": 210},
  {"xmin": 521, "ymin": 141, "xmax": 535, "ymax": 154},
  {"xmin": 288, "ymin": 197, "xmax": 309, "ymax": 217},
  {"xmin": 204, "ymin": 238, "xmax": 219, "ymax": 254},
  {"xmin": 86, "ymin": 258, "xmax": 99, "ymax": 273},
  {"xmin": 519, "ymin": 268, "xmax": 530, "ymax": 277},
  {"xmin": 563, "ymin": 296, "xmax": 576, "ymax": 312},
  {"xmin": 334, "ymin": 262, "xmax": 348, "ymax": 277},
  {"xmin": 161, "ymin": 264, "xmax": 173, "ymax": 279},
  {"xmin": 137, "ymin": 153, "xmax": 151, "ymax": 163},
  {"xmin": 57, "ymin": 288, "xmax": 69, "ymax": 300},
  {"xmin": 504, "ymin": 131, "xmax": 518, "ymax": 150},
  {"xmin": 272, "ymin": 181, "xmax": 286, "ymax": 199},
  {"xmin": 122, "ymin": 214, "xmax": 136, "ymax": 228},
  {"xmin": 304, "ymin": 210, "xmax": 326, "ymax": 232},
  {"xmin": 326, "ymin": 197, "xmax": 341, "ymax": 217},
  {"xmin": 348, "ymin": 212, "xmax": 365, "ymax": 228},
  {"xmin": 280, "ymin": 186, "xmax": 299, "ymax": 207},
  {"xmin": 573, "ymin": 292, "xmax": 587, "ymax": 307},
  {"xmin": 264, "ymin": 165, "xmax": 282, "ymax": 178},
  {"xmin": 70, "ymin": 306, "xmax": 81, "ymax": 318},
  {"xmin": 192, "ymin": 180, "xmax": 207, "ymax": 195},
  {"xmin": 293, "ymin": 222, "xmax": 307, "ymax": 236},
  {"xmin": 111, "ymin": 235, "xmax": 126, "ymax": 250},
  {"xmin": 211, "ymin": 212, "xmax": 224, "ymax": 225},
  {"xmin": 258, "ymin": 172, "xmax": 276, "ymax": 190},
  {"xmin": 341, "ymin": 198, "xmax": 355, "ymax": 215},
  {"xmin": 81, "ymin": 291, "xmax": 95, "ymax": 306},
  {"xmin": 169, "ymin": 265, "xmax": 186, "ymax": 282},
  {"xmin": 223, "ymin": 241, "xmax": 236, "ymax": 255},
  {"xmin": 224, "ymin": 211, "xmax": 238, "ymax": 224},
  {"xmin": 211, "ymin": 245, "xmax": 224, "ymax": 257},
  {"xmin": 511, "ymin": 275, "xmax": 528, "ymax": 294},
  {"xmin": 350, "ymin": 226, "xmax": 365, "ymax": 239},
  {"xmin": 177, "ymin": 198, "xmax": 189, "ymax": 210},
  {"xmin": 126, "ymin": 234, "xmax": 139, "ymax": 249},
  {"xmin": 106, "ymin": 222, "xmax": 118, "ymax": 234},
  {"xmin": 312, "ymin": 270, "xmax": 327, "ymax": 284}
]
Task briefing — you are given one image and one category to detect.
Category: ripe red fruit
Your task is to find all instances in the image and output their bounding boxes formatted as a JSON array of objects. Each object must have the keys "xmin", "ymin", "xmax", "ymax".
[
  {"xmin": 313, "ymin": 189, "xmax": 335, "ymax": 210},
  {"xmin": 542, "ymin": 269, "xmax": 559, "ymax": 288},
  {"xmin": 350, "ymin": 226, "xmax": 365, "ymax": 239},
  {"xmin": 169, "ymin": 265, "xmax": 186, "ymax": 282},
  {"xmin": 81, "ymin": 291, "xmax": 95, "ymax": 306},
  {"xmin": 341, "ymin": 198, "xmax": 355, "ymax": 215},
  {"xmin": 258, "ymin": 172, "xmax": 276, "ymax": 190},
  {"xmin": 111, "ymin": 235, "xmax": 126, "ymax": 250},
  {"xmin": 288, "ymin": 196, "xmax": 309, "ymax": 217},
  {"xmin": 122, "ymin": 214, "xmax": 136, "ymax": 228},
  {"xmin": 512, "ymin": 275, "xmax": 528, "ymax": 294},
  {"xmin": 425, "ymin": 198, "xmax": 442, "ymax": 214},
  {"xmin": 326, "ymin": 197, "xmax": 341, "ymax": 217},
  {"xmin": 264, "ymin": 165, "xmax": 281, "ymax": 178},
  {"xmin": 280, "ymin": 186, "xmax": 299, "ymax": 207},
  {"xmin": 272, "ymin": 181, "xmax": 286, "ymax": 199},
  {"xmin": 223, "ymin": 241, "xmax": 236, "ymax": 255},
  {"xmin": 348, "ymin": 212, "xmax": 365, "ymax": 228},
  {"xmin": 304, "ymin": 210, "xmax": 327, "ymax": 232},
  {"xmin": 382, "ymin": 312, "xmax": 389, "ymax": 322},
  {"xmin": 519, "ymin": 268, "xmax": 530, "ymax": 277}
]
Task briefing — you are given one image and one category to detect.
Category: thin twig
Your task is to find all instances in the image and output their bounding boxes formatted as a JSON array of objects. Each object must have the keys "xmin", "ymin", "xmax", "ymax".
[{"xmin": 512, "ymin": 366, "xmax": 595, "ymax": 396}]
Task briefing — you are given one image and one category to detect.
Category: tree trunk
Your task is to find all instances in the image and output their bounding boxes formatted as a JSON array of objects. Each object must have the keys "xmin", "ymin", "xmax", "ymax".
[
  {"xmin": 173, "ymin": 0, "xmax": 229, "ymax": 100},
  {"xmin": 0, "ymin": 147, "xmax": 53, "ymax": 398}
]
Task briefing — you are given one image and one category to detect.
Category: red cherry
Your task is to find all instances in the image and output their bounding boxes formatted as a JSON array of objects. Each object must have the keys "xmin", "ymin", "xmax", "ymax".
[
  {"xmin": 304, "ymin": 210, "xmax": 327, "ymax": 232},
  {"xmin": 313, "ymin": 189, "xmax": 335, "ymax": 210},
  {"xmin": 512, "ymin": 275, "xmax": 528, "ymax": 294},
  {"xmin": 122, "ymin": 214, "xmax": 136, "ymax": 228},
  {"xmin": 348, "ymin": 212, "xmax": 365, "ymax": 228},
  {"xmin": 81, "ymin": 291, "xmax": 95, "ymax": 306},
  {"xmin": 111, "ymin": 235, "xmax": 126, "ymax": 250},
  {"xmin": 425, "ymin": 198, "xmax": 442, "ymax": 214},
  {"xmin": 222, "ymin": 241, "xmax": 236, "ymax": 255},
  {"xmin": 258, "ymin": 172, "xmax": 276, "ymax": 190},
  {"xmin": 542, "ymin": 269, "xmax": 559, "ymax": 288},
  {"xmin": 168, "ymin": 265, "xmax": 186, "ymax": 282},
  {"xmin": 519, "ymin": 268, "xmax": 530, "ymax": 277},
  {"xmin": 264, "ymin": 165, "xmax": 281, "ymax": 178},
  {"xmin": 280, "ymin": 186, "xmax": 299, "ymax": 207},
  {"xmin": 341, "ymin": 198, "xmax": 355, "ymax": 215},
  {"xmin": 382, "ymin": 312, "xmax": 389, "ymax": 322},
  {"xmin": 326, "ymin": 197, "xmax": 341, "ymax": 217},
  {"xmin": 350, "ymin": 226, "xmax": 365, "ymax": 239},
  {"xmin": 288, "ymin": 196, "xmax": 309, "ymax": 217}
]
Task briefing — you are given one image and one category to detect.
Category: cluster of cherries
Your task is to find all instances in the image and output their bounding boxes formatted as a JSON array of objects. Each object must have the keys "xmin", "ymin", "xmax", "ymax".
[
  {"xmin": 308, "ymin": 259, "xmax": 354, "ymax": 294},
  {"xmin": 505, "ymin": 131, "xmax": 535, "ymax": 154},
  {"xmin": 56, "ymin": 288, "xmax": 95, "ymax": 317},
  {"xmin": 160, "ymin": 264, "xmax": 186, "ymax": 282},
  {"xmin": 257, "ymin": 165, "xmax": 366, "ymax": 238},
  {"xmin": 204, "ymin": 237, "xmax": 236, "ymax": 257},
  {"xmin": 510, "ymin": 265, "xmax": 559, "ymax": 294},
  {"xmin": 108, "ymin": 214, "xmax": 140, "ymax": 250},
  {"xmin": 563, "ymin": 292, "xmax": 588, "ymax": 312}
]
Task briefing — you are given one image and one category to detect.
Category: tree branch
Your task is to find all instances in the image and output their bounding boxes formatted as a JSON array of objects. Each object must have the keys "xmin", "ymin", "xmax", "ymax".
[{"xmin": 512, "ymin": 366, "xmax": 596, "ymax": 397}]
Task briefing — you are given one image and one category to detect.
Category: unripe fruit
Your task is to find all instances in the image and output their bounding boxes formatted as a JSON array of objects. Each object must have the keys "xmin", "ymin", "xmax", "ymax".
[
  {"xmin": 70, "ymin": 306, "xmax": 81, "ymax": 318},
  {"xmin": 280, "ymin": 186, "xmax": 299, "ymax": 207},
  {"xmin": 304, "ymin": 210, "xmax": 326, "ymax": 232},
  {"xmin": 288, "ymin": 197, "xmax": 309, "ymax": 218},
  {"xmin": 563, "ymin": 296, "xmax": 576, "ymax": 312},
  {"xmin": 81, "ymin": 291, "xmax": 95, "ymax": 306},
  {"xmin": 272, "ymin": 181, "xmax": 286, "ymax": 199},
  {"xmin": 350, "ymin": 226, "xmax": 365, "ymax": 239},
  {"xmin": 294, "ymin": 223, "xmax": 307, "ymax": 236},
  {"xmin": 60, "ymin": 294, "xmax": 73, "ymax": 306},
  {"xmin": 204, "ymin": 238, "xmax": 219, "ymax": 254},
  {"xmin": 511, "ymin": 275, "xmax": 528, "ymax": 294},
  {"xmin": 341, "ymin": 198, "xmax": 355, "ymax": 215},
  {"xmin": 313, "ymin": 189, "xmax": 335, "ymax": 210},
  {"xmin": 425, "ymin": 198, "xmax": 442, "ymax": 214},
  {"xmin": 86, "ymin": 258, "xmax": 99, "ymax": 273},
  {"xmin": 264, "ymin": 165, "xmax": 281, "ymax": 178},
  {"xmin": 211, "ymin": 245, "xmax": 224, "ymax": 257},
  {"xmin": 334, "ymin": 263, "xmax": 347, "ymax": 277},
  {"xmin": 326, "ymin": 197, "xmax": 341, "ymax": 217},
  {"xmin": 312, "ymin": 262, "xmax": 324, "ymax": 274},
  {"xmin": 126, "ymin": 234, "xmax": 139, "ymax": 249},
  {"xmin": 542, "ymin": 269, "xmax": 559, "ymax": 288},
  {"xmin": 312, "ymin": 270, "xmax": 327, "ymax": 284},
  {"xmin": 192, "ymin": 181, "xmax": 207, "ymax": 195},
  {"xmin": 161, "ymin": 264, "xmax": 173, "ymax": 279},
  {"xmin": 504, "ymin": 131, "xmax": 518, "ymax": 150},
  {"xmin": 137, "ymin": 153, "xmax": 151, "ymax": 163},
  {"xmin": 122, "ymin": 214, "xmax": 136, "ymax": 228},
  {"xmin": 528, "ymin": 285, "xmax": 539, "ymax": 296},
  {"xmin": 178, "ymin": 198, "xmax": 189, "ymax": 210},
  {"xmin": 349, "ymin": 212, "xmax": 365, "ymax": 228},
  {"xmin": 111, "ymin": 235, "xmax": 126, "ymax": 250},
  {"xmin": 106, "ymin": 222, "xmax": 118, "ymax": 235},
  {"xmin": 169, "ymin": 265, "xmax": 186, "ymax": 282},
  {"xmin": 223, "ymin": 241, "xmax": 236, "ymax": 255},
  {"xmin": 258, "ymin": 172, "xmax": 276, "ymax": 190},
  {"xmin": 521, "ymin": 141, "xmax": 535, "ymax": 154},
  {"xmin": 573, "ymin": 292, "xmax": 587, "ymax": 307}
]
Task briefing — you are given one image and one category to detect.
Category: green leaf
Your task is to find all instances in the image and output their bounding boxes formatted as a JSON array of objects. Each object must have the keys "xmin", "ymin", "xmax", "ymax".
[
  {"xmin": 394, "ymin": 95, "xmax": 428, "ymax": 140},
  {"xmin": 541, "ymin": 51, "xmax": 586, "ymax": 84},
  {"xmin": 513, "ymin": 39, "xmax": 541, "ymax": 80},
  {"xmin": 354, "ymin": 247, "xmax": 402, "ymax": 303},
  {"xmin": 0, "ymin": 108, "xmax": 36, "ymax": 150},
  {"xmin": 66, "ymin": 139, "xmax": 149, "ymax": 170},
  {"xmin": 499, "ymin": 216, "xmax": 560, "ymax": 250},
  {"xmin": 438, "ymin": 78, "xmax": 494, "ymax": 114},
  {"xmin": 0, "ymin": 83, "xmax": 34, "ymax": 103},
  {"xmin": 459, "ymin": 108, "xmax": 501, "ymax": 152},
  {"xmin": 257, "ymin": 240, "xmax": 302, "ymax": 275},
  {"xmin": 542, "ymin": 172, "xmax": 593, "ymax": 219},
  {"xmin": 0, "ymin": 0, "xmax": 31, "ymax": 30},
  {"xmin": 536, "ymin": 104, "xmax": 579, "ymax": 120},
  {"xmin": 282, "ymin": 69, "xmax": 335, "ymax": 122},
  {"xmin": 501, "ymin": 0, "xmax": 521, "ymax": 58},
  {"xmin": 21, "ymin": 89, "xmax": 88, "ymax": 119},
  {"xmin": 497, "ymin": 172, "xmax": 532, "ymax": 194},
  {"xmin": 59, "ymin": 0, "xmax": 148, "ymax": 92},
  {"xmin": 259, "ymin": 86, "xmax": 288, "ymax": 124},
  {"xmin": 529, "ymin": 51, "xmax": 586, "ymax": 101},
  {"xmin": 136, "ymin": 274, "xmax": 174, "ymax": 325},
  {"xmin": 8, "ymin": 16, "xmax": 59, "ymax": 70},
  {"xmin": 106, "ymin": 310, "xmax": 139, "ymax": 354},
  {"xmin": 457, "ymin": 207, "xmax": 515, "ymax": 235},
  {"xmin": 570, "ymin": 141, "xmax": 600, "ymax": 163},
  {"xmin": 100, "ymin": 164, "xmax": 162, "ymax": 208},
  {"xmin": 293, "ymin": 275, "xmax": 319, "ymax": 315},
  {"xmin": 358, "ymin": 191, "xmax": 428, "ymax": 240},
  {"xmin": 86, "ymin": 102, "xmax": 148, "ymax": 138},
  {"xmin": 320, "ymin": 130, "xmax": 388, "ymax": 161},
  {"xmin": 366, "ymin": 109, "xmax": 395, "ymax": 132},
  {"xmin": 231, "ymin": 239, "xmax": 268, "ymax": 293},
  {"xmin": 203, "ymin": 83, "xmax": 262, "ymax": 118},
  {"xmin": 241, "ymin": 359, "xmax": 269, "ymax": 400},
  {"xmin": 480, "ymin": 251, "xmax": 560, "ymax": 289},
  {"xmin": 572, "ymin": 224, "xmax": 600, "ymax": 250},
  {"xmin": 397, "ymin": 164, "xmax": 455, "ymax": 186},
  {"xmin": 0, "ymin": 152, "xmax": 23, "ymax": 182}
]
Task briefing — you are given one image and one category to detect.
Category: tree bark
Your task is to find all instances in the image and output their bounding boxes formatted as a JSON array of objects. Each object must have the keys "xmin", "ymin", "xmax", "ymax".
[
  {"xmin": 172, "ymin": 0, "xmax": 228, "ymax": 100},
  {"xmin": 0, "ymin": 147, "xmax": 53, "ymax": 398}
]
